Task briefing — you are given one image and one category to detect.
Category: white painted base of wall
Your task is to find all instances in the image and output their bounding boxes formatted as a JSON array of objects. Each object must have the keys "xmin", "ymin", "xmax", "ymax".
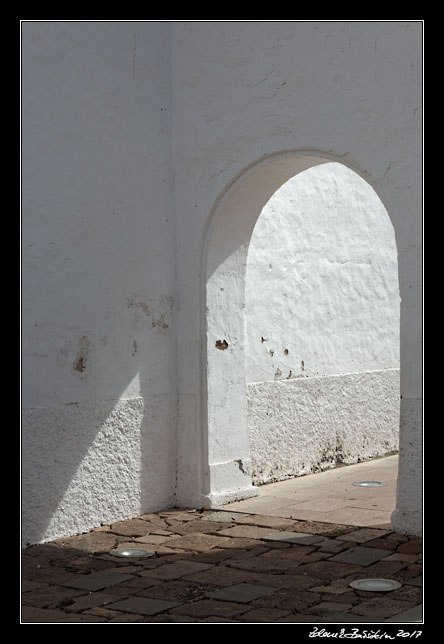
[
  {"xmin": 247, "ymin": 369, "xmax": 400, "ymax": 486},
  {"xmin": 21, "ymin": 396, "xmax": 177, "ymax": 547},
  {"xmin": 201, "ymin": 459, "xmax": 259, "ymax": 507}
]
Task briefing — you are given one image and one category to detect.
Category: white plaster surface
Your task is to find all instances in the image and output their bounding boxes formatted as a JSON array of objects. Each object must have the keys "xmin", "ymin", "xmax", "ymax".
[
  {"xmin": 172, "ymin": 22, "xmax": 421, "ymax": 534},
  {"xmin": 21, "ymin": 21, "xmax": 422, "ymax": 543},
  {"xmin": 244, "ymin": 163, "xmax": 400, "ymax": 483},
  {"xmin": 21, "ymin": 22, "xmax": 178, "ymax": 545},
  {"xmin": 22, "ymin": 396, "xmax": 176, "ymax": 547},
  {"xmin": 245, "ymin": 163, "xmax": 400, "ymax": 382},
  {"xmin": 247, "ymin": 370, "xmax": 400, "ymax": 485}
]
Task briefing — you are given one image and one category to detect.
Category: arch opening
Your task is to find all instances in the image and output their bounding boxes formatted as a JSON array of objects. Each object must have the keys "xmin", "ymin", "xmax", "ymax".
[{"xmin": 201, "ymin": 151, "xmax": 400, "ymax": 510}]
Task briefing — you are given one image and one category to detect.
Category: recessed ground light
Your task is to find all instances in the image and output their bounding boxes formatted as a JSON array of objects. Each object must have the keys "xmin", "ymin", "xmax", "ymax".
[
  {"xmin": 111, "ymin": 548, "xmax": 154, "ymax": 558},
  {"xmin": 352, "ymin": 480, "xmax": 387, "ymax": 487},
  {"xmin": 350, "ymin": 578, "xmax": 402, "ymax": 592}
]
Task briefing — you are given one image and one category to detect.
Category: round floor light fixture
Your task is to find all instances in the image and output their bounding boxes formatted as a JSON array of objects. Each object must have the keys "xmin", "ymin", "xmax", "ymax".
[
  {"xmin": 352, "ymin": 480, "xmax": 387, "ymax": 487},
  {"xmin": 111, "ymin": 548, "xmax": 154, "ymax": 558},
  {"xmin": 350, "ymin": 578, "xmax": 402, "ymax": 592}
]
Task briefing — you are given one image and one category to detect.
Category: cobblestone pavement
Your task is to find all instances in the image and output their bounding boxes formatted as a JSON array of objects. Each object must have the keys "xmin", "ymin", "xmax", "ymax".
[{"xmin": 21, "ymin": 508, "xmax": 422, "ymax": 624}]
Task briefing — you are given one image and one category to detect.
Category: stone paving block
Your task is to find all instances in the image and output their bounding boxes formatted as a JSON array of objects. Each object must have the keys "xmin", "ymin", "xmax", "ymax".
[
  {"xmin": 21, "ymin": 606, "xmax": 106, "ymax": 622},
  {"xmin": 21, "ymin": 584, "xmax": 86, "ymax": 609},
  {"xmin": 169, "ymin": 599, "xmax": 249, "ymax": 619},
  {"xmin": 62, "ymin": 570, "xmax": 136, "ymax": 591},
  {"xmin": 107, "ymin": 596, "xmax": 182, "ymax": 616},
  {"xmin": 310, "ymin": 583, "xmax": 356, "ymax": 596},
  {"xmin": 328, "ymin": 546, "xmax": 393, "ymax": 566},
  {"xmin": 307, "ymin": 601, "xmax": 354, "ymax": 614},
  {"xmin": 63, "ymin": 591, "xmax": 125, "ymax": 613},
  {"xmin": 296, "ymin": 561, "xmax": 363, "ymax": 580},
  {"xmin": 237, "ymin": 607, "xmax": 292, "ymax": 622},
  {"xmin": 406, "ymin": 575, "xmax": 422, "ymax": 587},
  {"xmin": 250, "ymin": 589, "xmax": 315, "ymax": 612},
  {"xmin": 137, "ymin": 580, "xmax": 216, "ymax": 602},
  {"xmin": 276, "ymin": 614, "xmax": 318, "ymax": 622},
  {"xmin": 384, "ymin": 603, "xmax": 423, "ymax": 622},
  {"xmin": 361, "ymin": 560, "xmax": 409, "ymax": 577},
  {"xmin": 52, "ymin": 531, "xmax": 118, "ymax": 553},
  {"xmin": 107, "ymin": 613, "xmax": 143, "ymax": 622},
  {"xmin": 263, "ymin": 548, "xmax": 328, "ymax": 564},
  {"xmin": 340, "ymin": 528, "xmax": 392, "ymax": 543},
  {"xmin": 397, "ymin": 539, "xmax": 423, "ymax": 555},
  {"xmin": 139, "ymin": 560, "xmax": 213, "ymax": 581},
  {"xmin": 316, "ymin": 538, "xmax": 350, "ymax": 553},
  {"xmin": 382, "ymin": 552, "xmax": 419, "ymax": 563},
  {"xmin": 21, "ymin": 579, "xmax": 49, "ymax": 593},
  {"xmin": 320, "ymin": 613, "xmax": 382, "ymax": 623},
  {"xmin": 263, "ymin": 531, "xmax": 324, "ymax": 545},
  {"xmin": 292, "ymin": 521, "xmax": 355, "ymax": 537},
  {"xmin": 235, "ymin": 514, "xmax": 299, "ymax": 530},
  {"xmin": 165, "ymin": 533, "xmax": 232, "ymax": 551},
  {"xmin": 109, "ymin": 519, "xmax": 151, "ymax": 537},
  {"xmin": 224, "ymin": 556, "xmax": 298, "ymax": 574},
  {"xmin": 207, "ymin": 583, "xmax": 278, "ymax": 603},
  {"xmin": 218, "ymin": 525, "xmax": 282, "ymax": 540},
  {"xmin": 164, "ymin": 519, "xmax": 226, "ymax": 535},
  {"xmin": 201, "ymin": 511, "xmax": 250, "ymax": 522},
  {"xmin": 364, "ymin": 533, "xmax": 408, "ymax": 550},
  {"xmin": 22, "ymin": 558, "xmax": 79, "ymax": 585},
  {"xmin": 218, "ymin": 537, "xmax": 264, "ymax": 549},
  {"xmin": 182, "ymin": 565, "xmax": 255, "ymax": 587},
  {"xmin": 351, "ymin": 598, "xmax": 417, "ymax": 618}
]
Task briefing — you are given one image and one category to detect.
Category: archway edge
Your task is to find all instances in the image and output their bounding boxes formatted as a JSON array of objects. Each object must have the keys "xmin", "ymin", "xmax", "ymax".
[
  {"xmin": 201, "ymin": 148, "xmax": 390, "ymax": 277},
  {"xmin": 199, "ymin": 148, "xmax": 396, "ymax": 507}
]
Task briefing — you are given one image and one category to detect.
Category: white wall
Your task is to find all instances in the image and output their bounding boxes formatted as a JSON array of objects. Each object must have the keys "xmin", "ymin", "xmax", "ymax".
[
  {"xmin": 21, "ymin": 22, "xmax": 177, "ymax": 546},
  {"xmin": 245, "ymin": 163, "xmax": 400, "ymax": 483},
  {"xmin": 172, "ymin": 21, "xmax": 422, "ymax": 534},
  {"xmin": 21, "ymin": 21, "xmax": 422, "ymax": 543}
]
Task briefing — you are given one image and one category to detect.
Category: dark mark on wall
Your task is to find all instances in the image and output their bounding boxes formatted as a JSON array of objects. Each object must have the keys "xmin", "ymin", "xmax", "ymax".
[
  {"xmin": 215, "ymin": 339, "xmax": 228, "ymax": 350},
  {"xmin": 73, "ymin": 335, "xmax": 90, "ymax": 373}
]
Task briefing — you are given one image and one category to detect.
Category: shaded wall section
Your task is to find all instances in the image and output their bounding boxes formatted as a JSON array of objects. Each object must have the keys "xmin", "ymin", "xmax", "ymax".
[{"xmin": 21, "ymin": 22, "xmax": 177, "ymax": 546}]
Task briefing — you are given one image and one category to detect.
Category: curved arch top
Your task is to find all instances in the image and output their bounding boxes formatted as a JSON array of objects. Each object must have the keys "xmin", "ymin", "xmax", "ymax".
[
  {"xmin": 200, "ymin": 149, "xmax": 400, "ymax": 508},
  {"xmin": 202, "ymin": 149, "xmax": 390, "ymax": 282}
]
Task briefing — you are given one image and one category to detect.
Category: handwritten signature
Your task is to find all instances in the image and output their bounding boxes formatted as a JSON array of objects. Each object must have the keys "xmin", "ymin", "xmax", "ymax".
[{"xmin": 309, "ymin": 628, "xmax": 423, "ymax": 640}]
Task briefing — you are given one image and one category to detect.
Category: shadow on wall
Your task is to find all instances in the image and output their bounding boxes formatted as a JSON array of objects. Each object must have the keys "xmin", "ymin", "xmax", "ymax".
[
  {"xmin": 22, "ymin": 293, "xmax": 178, "ymax": 547},
  {"xmin": 21, "ymin": 21, "xmax": 177, "ymax": 547}
]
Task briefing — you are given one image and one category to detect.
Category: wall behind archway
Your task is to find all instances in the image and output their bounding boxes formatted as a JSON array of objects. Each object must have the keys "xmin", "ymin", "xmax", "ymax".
[{"xmin": 245, "ymin": 162, "xmax": 400, "ymax": 484}]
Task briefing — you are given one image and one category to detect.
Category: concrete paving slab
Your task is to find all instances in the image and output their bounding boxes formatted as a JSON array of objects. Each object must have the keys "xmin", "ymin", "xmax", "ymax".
[
  {"xmin": 328, "ymin": 546, "xmax": 394, "ymax": 566},
  {"xmin": 385, "ymin": 603, "xmax": 423, "ymax": 622},
  {"xmin": 107, "ymin": 597, "xmax": 182, "ymax": 616},
  {"xmin": 201, "ymin": 511, "xmax": 250, "ymax": 522},
  {"xmin": 221, "ymin": 456, "xmax": 398, "ymax": 527},
  {"xmin": 207, "ymin": 583, "xmax": 277, "ymax": 603},
  {"xmin": 62, "ymin": 570, "xmax": 136, "ymax": 591},
  {"xmin": 262, "ymin": 531, "xmax": 324, "ymax": 545}
]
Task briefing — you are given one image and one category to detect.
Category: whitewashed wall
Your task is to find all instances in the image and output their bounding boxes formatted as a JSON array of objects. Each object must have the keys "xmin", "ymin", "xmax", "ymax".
[
  {"xmin": 21, "ymin": 21, "xmax": 422, "ymax": 543},
  {"xmin": 21, "ymin": 22, "xmax": 177, "ymax": 546},
  {"xmin": 245, "ymin": 163, "xmax": 400, "ymax": 484}
]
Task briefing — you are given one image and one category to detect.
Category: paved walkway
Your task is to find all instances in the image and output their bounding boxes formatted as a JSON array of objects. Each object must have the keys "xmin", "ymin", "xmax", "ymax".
[
  {"xmin": 21, "ymin": 457, "xmax": 422, "ymax": 624},
  {"xmin": 222, "ymin": 455, "xmax": 399, "ymax": 527}
]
